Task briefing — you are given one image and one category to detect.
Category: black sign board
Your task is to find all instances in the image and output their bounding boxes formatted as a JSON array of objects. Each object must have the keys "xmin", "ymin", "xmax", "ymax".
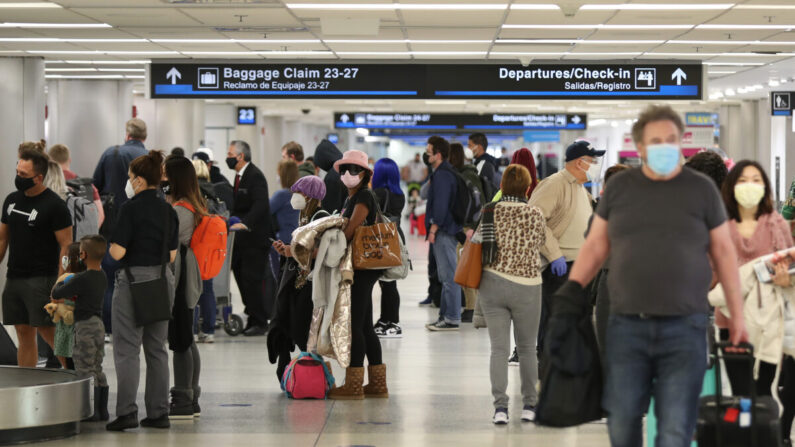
[
  {"xmin": 334, "ymin": 112, "xmax": 586, "ymax": 130},
  {"xmin": 150, "ymin": 63, "xmax": 702, "ymax": 100},
  {"xmin": 771, "ymin": 91, "xmax": 794, "ymax": 116},
  {"xmin": 237, "ymin": 107, "xmax": 256, "ymax": 125}
]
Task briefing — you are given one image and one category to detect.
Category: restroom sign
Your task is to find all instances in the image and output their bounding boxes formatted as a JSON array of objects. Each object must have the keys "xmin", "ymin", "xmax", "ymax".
[{"xmin": 771, "ymin": 91, "xmax": 793, "ymax": 116}]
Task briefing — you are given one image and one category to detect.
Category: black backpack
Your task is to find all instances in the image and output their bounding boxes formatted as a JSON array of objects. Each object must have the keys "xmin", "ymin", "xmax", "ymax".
[
  {"xmin": 66, "ymin": 177, "xmax": 95, "ymax": 202},
  {"xmin": 440, "ymin": 165, "xmax": 482, "ymax": 227}
]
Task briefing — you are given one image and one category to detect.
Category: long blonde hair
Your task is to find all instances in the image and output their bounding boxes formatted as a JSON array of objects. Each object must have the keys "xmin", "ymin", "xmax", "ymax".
[{"xmin": 45, "ymin": 160, "xmax": 68, "ymax": 199}]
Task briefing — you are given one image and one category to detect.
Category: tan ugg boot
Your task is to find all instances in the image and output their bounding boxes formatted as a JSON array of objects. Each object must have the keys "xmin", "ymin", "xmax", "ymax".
[
  {"xmin": 328, "ymin": 367, "xmax": 365, "ymax": 400},
  {"xmin": 363, "ymin": 364, "xmax": 389, "ymax": 398}
]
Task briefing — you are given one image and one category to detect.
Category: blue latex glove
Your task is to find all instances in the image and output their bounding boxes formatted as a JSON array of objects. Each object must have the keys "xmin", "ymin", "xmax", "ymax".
[
  {"xmin": 550, "ymin": 257, "xmax": 568, "ymax": 277},
  {"xmin": 228, "ymin": 216, "xmax": 242, "ymax": 229}
]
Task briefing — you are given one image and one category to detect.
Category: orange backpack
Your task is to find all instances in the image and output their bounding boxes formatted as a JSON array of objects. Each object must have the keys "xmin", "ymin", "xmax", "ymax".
[{"xmin": 176, "ymin": 201, "xmax": 228, "ymax": 280}]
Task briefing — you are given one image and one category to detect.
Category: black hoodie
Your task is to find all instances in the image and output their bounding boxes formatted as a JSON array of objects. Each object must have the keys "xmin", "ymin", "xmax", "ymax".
[{"xmin": 314, "ymin": 139, "xmax": 347, "ymax": 214}]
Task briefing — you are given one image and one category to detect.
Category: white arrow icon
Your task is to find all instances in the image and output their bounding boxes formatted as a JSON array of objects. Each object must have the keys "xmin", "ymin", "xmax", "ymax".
[
  {"xmin": 166, "ymin": 67, "xmax": 181, "ymax": 85},
  {"xmin": 571, "ymin": 115, "xmax": 582, "ymax": 124},
  {"xmin": 672, "ymin": 68, "xmax": 687, "ymax": 86}
]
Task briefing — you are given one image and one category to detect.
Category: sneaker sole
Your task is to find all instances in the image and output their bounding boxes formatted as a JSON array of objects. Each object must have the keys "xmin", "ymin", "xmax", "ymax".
[
  {"xmin": 168, "ymin": 414, "xmax": 194, "ymax": 420},
  {"xmin": 379, "ymin": 334, "xmax": 403, "ymax": 339},
  {"xmin": 428, "ymin": 327, "xmax": 459, "ymax": 331},
  {"xmin": 493, "ymin": 420, "xmax": 509, "ymax": 425},
  {"xmin": 508, "ymin": 362, "xmax": 520, "ymax": 366}
]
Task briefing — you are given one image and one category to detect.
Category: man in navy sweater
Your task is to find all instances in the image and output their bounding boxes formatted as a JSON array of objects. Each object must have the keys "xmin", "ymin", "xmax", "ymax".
[{"xmin": 424, "ymin": 136, "xmax": 462, "ymax": 331}]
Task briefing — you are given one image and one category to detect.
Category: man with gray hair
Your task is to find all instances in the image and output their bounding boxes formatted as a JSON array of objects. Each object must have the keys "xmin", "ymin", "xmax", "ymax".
[
  {"xmin": 92, "ymin": 118, "xmax": 148, "ymax": 338},
  {"xmin": 226, "ymin": 140, "xmax": 273, "ymax": 336}
]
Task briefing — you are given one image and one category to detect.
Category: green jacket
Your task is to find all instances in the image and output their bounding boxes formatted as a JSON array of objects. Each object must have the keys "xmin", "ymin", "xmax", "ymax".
[{"xmin": 298, "ymin": 161, "xmax": 316, "ymax": 178}]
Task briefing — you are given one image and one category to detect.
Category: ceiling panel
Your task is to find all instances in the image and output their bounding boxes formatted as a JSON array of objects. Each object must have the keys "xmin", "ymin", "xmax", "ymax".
[
  {"xmin": 321, "ymin": 28, "xmax": 405, "ymax": 39},
  {"xmin": 410, "ymin": 43, "xmax": 491, "ymax": 51},
  {"xmin": 237, "ymin": 42, "xmax": 327, "ymax": 51},
  {"xmin": 178, "ymin": 7, "xmax": 300, "ymax": 27},
  {"xmin": 498, "ymin": 29, "xmax": 594, "ymax": 39},
  {"xmin": 56, "ymin": 0, "xmax": 174, "ymax": 6},
  {"xmin": 400, "ymin": 10, "xmax": 506, "ymax": 27},
  {"xmin": 150, "ymin": 42, "xmax": 251, "ymax": 52},
  {"xmin": 405, "ymin": 28, "xmax": 495, "ymax": 40},
  {"xmin": 504, "ymin": 11, "xmax": 613, "ymax": 25},
  {"xmin": 676, "ymin": 29, "xmax": 786, "ymax": 40},
  {"xmin": 70, "ymin": 8, "xmax": 203, "ymax": 27},
  {"xmin": 607, "ymin": 11, "xmax": 722, "ymax": 25},
  {"xmin": 0, "ymin": 8, "xmax": 97, "ymax": 22},
  {"xmin": 491, "ymin": 43, "xmax": 579, "ymax": 53},
  {"xmin": 589, "ymin": 29, "xmax": 688, "ymax": 40},
  {"xmin": 654, "ymin": 43, "xmax": 750, "ymax": 53},
  {"xmin": 713, "ymin": 9, "xmax": 795, "ymax": 24},
  {"xmin": 326, "ymin": 43, "xmax": 408, "ymax": 51},
  {"xmin": 117, "ymin": 27, "xmax": 231, "ymax": 39},
  {"xmin": 289, "ymin": 10, "xmax": 399, "ymax": 21},
  {"xmin": 337, "ymin": 53, "xmax": 411, "ymax": 59},
  {"xmin": 218, "ymin": 31, "xmax": 319, "ymax": 40}
]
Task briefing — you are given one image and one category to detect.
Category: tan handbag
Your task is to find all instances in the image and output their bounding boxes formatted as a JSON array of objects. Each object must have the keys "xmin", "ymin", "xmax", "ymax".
[
  {"xmin": 350, "ymin": 191, "xmax": 403, "ymax": 270},
  {"xmin": 454, "ymin": 240, "xmax": 483, "ymax": 289}
]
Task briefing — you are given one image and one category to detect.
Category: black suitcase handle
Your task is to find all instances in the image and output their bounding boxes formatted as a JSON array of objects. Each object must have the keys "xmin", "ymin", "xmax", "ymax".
[{"xmin": 711, "ymin": 341, "xmax": 758, "ymax": 447}]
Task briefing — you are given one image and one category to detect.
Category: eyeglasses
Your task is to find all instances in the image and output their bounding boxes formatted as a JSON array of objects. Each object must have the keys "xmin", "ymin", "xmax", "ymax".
[{"xmin": 339, "ymin": 164, "xmax": 365, "ymax": 175}]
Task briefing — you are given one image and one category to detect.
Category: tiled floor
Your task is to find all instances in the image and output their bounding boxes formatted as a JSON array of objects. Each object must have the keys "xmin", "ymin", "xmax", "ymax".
[{"xmin": 30, "ymin": 235, "xmax": 611, "ymax": 447}]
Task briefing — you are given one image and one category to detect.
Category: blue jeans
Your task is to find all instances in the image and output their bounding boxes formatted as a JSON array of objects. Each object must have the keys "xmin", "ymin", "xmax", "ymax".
[
  {"xmin": 432, "ymin": 231, "xmax": 461, "ymax": 325},
  {"xmin": 193, "ymin": 279, "xmax": 216, "ymax": 335},
  {"xmin": 604, "ymin": 314, "xmax": 708, "ymax": 447}
]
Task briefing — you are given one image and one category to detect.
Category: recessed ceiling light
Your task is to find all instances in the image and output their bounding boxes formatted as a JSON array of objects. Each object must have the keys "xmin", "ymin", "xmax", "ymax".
[
  {"xmin": 46, "ymin": 74, "xmax": 125, "ymax": 79},
  {"xmin": 725, "ymin": 89, "xmax": 736, "ymax": 96},
  {"xmin": 495, "ymin": 39, "xmax": 664, "ymax": 44},
  {"xmin": 337, "ymin": 51, "xmax": 487, "ymax": 56},
  {"xmin": 45, "ymin": 68, "xmax": 98, "ymax": 72},
  {"xmin": 0, "ymin": 2, "xmax": 61, "ymax": 7},
  {"xmin": 502, "ymin": 24, "xmax": 694, "ymax": 30},
  {"xmin": 580, "ymin": 3, "xmax": 732, "ymax": 10},
  {"xmin": 28, "ymin": 50, "xmax": 178, "ymax": 55},
  {"xmin": 286, "ymin": 3, "xmax": 558, "ymax": 10},
  {"xmin": 0, "ymin": 22, "xmax": 111, "ymax": 28}
]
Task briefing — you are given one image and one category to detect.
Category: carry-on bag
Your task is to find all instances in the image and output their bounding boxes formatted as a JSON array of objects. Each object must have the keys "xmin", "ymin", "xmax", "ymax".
[
  {"xmin": 696, "ymin": 342, "xmax": 784, "ymax": 447},
  {"xmin": 281, "ymin": 352, "xmax": 335, "ymax": 399},
  {"xmin": 350, "ymin": 192, "xmax": 403, "ymax": 271},
  {"xmin": 454, "ymin": 239, "xmax": 482, "ymax": 289}
]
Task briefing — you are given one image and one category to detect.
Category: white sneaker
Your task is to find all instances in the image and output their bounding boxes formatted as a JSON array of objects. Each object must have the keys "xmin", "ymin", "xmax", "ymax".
[
  {"xmin": 204, "ymin": 334, "xmax": 214, "ymax": 344},
  {"xmin": 493, "ymin": 409, "xmax": 509, "ymax": 425},
  {"xmin": 104, "ymin": 334, "xmax": 111, "ymax": 344},
  {"xmin": 521, "ymin": 406, "xmax": 536, "ymax": 422}
]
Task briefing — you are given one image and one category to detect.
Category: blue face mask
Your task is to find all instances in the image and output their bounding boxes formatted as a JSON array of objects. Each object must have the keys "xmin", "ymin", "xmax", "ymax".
[{"xmin": 645, "ymin": 144, "xmax": 681, "ymax": 176}]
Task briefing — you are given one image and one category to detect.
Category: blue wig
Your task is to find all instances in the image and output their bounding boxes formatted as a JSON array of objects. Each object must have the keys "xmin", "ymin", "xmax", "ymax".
[{"xmin": 372, "ymin": 158, "xmax": 404, "ymax": 196}]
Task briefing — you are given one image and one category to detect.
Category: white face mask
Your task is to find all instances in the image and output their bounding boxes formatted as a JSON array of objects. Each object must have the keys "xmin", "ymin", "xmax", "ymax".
[
  {"xmin": 734, "ymin": 183, "xmax": 765, "ymax": 209},
  {"xmin": 582, "ymin": 159, "xmax": 602, "ymax": 182},
  {"xmin": 464, "ymin": 148, "xmax": 474, "ymax": 160},
  {"xmin": 290, "ymin": 193, "xmax": 307, "ymax": 210},
  {"xmin": 61, "ymin": 255, "xmax": 69, "ymax": 272},
  {"xmin": 125, "ymin": 179, "xmax": 136, "ymax": 199},
  {"xmin": 341, "ymin": 171, "xmax": 362, "ymax": 188}
]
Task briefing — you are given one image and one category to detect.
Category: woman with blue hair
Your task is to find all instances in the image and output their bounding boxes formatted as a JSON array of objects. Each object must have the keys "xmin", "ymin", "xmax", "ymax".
[{"xmin": 372, "ymin": 158, "xmax": 406, "ymax": 338}]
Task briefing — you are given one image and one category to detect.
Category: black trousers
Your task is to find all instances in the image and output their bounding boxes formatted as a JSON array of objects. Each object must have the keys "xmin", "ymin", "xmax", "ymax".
[
  {"xmin": 537, "ymin": 262, "xmax": 572, "ymax": 355},
  {"xmin": 232, "ymin": 245, "xmax": 271, "ymax": 327},
  {"xmin": 428, "ymin": 246, "xmax": 442, "ymax": 307},
  {"xmin": 379, "ymin": 280, "xmax": 400, "ymax": 324},
  {"xmin": 350, "ymin": 270, "xmax": 382, "ymax": 368}
]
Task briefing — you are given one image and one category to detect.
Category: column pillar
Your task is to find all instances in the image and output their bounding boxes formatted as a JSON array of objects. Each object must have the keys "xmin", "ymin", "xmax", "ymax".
[{"xmin": 47, "ymin": 79, "xmax": 133, "ymax": 176}]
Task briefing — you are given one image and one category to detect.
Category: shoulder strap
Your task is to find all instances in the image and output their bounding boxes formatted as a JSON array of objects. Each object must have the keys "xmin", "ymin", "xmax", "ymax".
[
  {"xmin": 175, "ymin": 200, "xmax": 195, "ymax": 213},
  {"xmin": 366, "ymin": 189, "xmax": 390, "ymax": 224}
]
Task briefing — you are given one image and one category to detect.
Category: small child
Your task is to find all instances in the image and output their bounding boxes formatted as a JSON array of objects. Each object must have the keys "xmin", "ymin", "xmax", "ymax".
[
  {"xmin": 47, "ymin": 243, "xmax": 84, "ymax": 367},
  {"xmin": 51, "ymin": 234, "xmax": 109, "ymax": 422}
]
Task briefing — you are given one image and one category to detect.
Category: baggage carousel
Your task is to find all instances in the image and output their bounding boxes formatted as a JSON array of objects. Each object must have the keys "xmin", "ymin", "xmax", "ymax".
[{"xmin": 0, "ymin": 367, "xmax": 90, "ymax": 444}]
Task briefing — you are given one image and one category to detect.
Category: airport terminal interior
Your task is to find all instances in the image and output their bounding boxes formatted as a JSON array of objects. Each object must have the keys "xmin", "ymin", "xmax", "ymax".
[{"xmin": 3, "ymin": 0, "xmax": 795, "ymax": 446}]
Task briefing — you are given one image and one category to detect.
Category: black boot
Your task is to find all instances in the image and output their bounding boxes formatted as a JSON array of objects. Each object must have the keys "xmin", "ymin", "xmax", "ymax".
[
  {"xmin": 169, "ymin": 388, "xmax": 194, "ymax": 420},
  {"xmin": 106, "ymin": 411, "xmax": 138, "ymax": 431},
  {"xmin": 140, "ymin": 413, "xmax": 170, "ymax": 429},
  {"xmin": 192, "ymin": 386, "xmax": 201, "ymax": 418},
  {"xmin": 83, "ymin": 386, "xmax": 109, "ymax": 422}
]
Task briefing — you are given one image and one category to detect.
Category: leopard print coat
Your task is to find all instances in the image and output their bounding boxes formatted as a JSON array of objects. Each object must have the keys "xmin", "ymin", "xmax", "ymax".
[{"xmin": 489, "ymin": 202, "xmax": 546, "ymax": 280}]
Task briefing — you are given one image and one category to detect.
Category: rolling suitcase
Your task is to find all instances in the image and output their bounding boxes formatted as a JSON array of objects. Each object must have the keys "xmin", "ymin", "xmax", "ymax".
[
  {"xmin": 0, "ymin": 325, "xmax": 17, "ymax": 365},
  {"xmin": 696, "ymin": 342, "xmax": 783, "ymax": 447}
]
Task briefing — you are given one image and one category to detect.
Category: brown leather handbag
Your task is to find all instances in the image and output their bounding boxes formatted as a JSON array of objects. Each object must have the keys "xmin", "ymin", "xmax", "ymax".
[
  {"xmin": 455, "ymin": 240, "xmax": 483, "ymax": 289},
  {"xmin": 351, "ymin": 192, "xmax": 403, "ymax": 270}
]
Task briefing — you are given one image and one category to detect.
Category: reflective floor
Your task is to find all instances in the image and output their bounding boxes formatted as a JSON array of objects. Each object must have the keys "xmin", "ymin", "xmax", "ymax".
[{"xmin": 24, "ymin": 235, "xmax": 610, "ymax": 446}]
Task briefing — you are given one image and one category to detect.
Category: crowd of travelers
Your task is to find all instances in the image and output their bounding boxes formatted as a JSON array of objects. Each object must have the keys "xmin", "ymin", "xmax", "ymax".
[{"xmin": 4, "ymin": 104, "xmax": 795, "ymax": 446}]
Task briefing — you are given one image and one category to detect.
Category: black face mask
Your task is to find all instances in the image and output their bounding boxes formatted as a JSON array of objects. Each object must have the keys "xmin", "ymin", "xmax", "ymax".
[
  {"xmin": 422, "ymin": 153, "xmax": 432, "ymax": 167},
  {"xmin": 226, "ymin": 156, "xmax": 239, "ymax": 170},
  {"xmin": 160, "ymin": 180, "xmax": 170, "ymax": 195},
  {"xmin": 14, "ymin": 175, "xmax": 35, "ymax": 192}
]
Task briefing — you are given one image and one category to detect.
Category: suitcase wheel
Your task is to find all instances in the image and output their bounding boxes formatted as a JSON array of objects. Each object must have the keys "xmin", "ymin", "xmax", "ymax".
[{"xmin": 225, "ymin": 314, "xmax": 244, "ymax": 336}]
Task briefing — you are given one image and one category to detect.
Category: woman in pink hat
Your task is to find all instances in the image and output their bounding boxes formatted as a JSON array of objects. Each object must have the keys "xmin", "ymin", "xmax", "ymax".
[{"xmin": 328, "ymin": 150, "xmax": 388, "ymax": 400}]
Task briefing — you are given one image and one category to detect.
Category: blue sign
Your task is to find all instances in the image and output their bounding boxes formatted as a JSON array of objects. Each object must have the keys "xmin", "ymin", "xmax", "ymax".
[
  {"xmin": 327, "ymin": 133, "xmax": 339, "ymax": 144},
  {"xmin": 685, "ymin": 112, "xmax": 714, "ymax": 127},
  {"xmin": 523, "ymin": 131, "xmax": 561, "ymax": 142},
  {"xmin": 237, "ymin": 107, "xmax": 255, "ymax": 125}
]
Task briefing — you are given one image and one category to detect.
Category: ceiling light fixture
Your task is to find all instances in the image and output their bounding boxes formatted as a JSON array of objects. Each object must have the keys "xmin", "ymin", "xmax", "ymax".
[
  {"xmin": 336, "ymin": 51, "xmax": 487, "ymax": 56},
  {"xmin": 580, "ymin": 3, "xmax": 733, "ymax": 10},
  {"xmin": 770, "ymin": 79, "xmax": 781, "ymax": 86},
  {"xmin": 0, "ymin": 2, "xmax": 61, "ymax": 7},
  {"xmin": 0, "ymin": 38, "xmax": 146, "ymax": 43},
  {"xmin": 495, "ymin": 39, "xmax": 664, "ymax": 44},
  {"xmin": 502, "ymin": 24, "xmax": 694, "ymax": 30},
  {"xmin": 286, "ymin": 3, "xmax": 558, "ymax": 10},
  {"xmin": 724, "ymin": 88, "xmax": 736, "ymax": 96},
  {"xmin": 28, "ymin": 50, "xmax": 179, "ymax": 55},
  {"xmin": 0, "ymin": 22, "xmax": 111, "ymax": 28},
  {"xmin": 45, "ymin": 68, "xmax": 98, "ymax": 72}
]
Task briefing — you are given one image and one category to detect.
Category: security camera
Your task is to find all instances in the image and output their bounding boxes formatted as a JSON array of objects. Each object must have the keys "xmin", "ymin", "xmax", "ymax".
[
  {"xmin": 519, "ymin": 56, "xmax": 532, "ymax": 67},
  {"xmin": 302, "ymin": 109, "xmax": 311, "ymax": 115}
]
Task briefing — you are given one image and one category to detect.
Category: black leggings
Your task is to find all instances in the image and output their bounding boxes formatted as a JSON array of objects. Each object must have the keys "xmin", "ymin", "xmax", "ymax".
[
  {"xmin": 379, "ymin": 280, "xmax": 400, "ymax": 324},
  {"xmin": 350, "ymin": 270, "xmax": 382, "ymax": 368}
]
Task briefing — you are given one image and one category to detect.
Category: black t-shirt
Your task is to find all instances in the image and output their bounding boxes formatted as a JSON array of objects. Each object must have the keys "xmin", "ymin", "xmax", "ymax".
[
  {"xmin": 341, "ymin": 188, "xmax": 378, "ymax": 226},
  {"xmin": 1, "ymin": 188, "xmax": 72, "ymax": 278},
  {"xmin": 111, "ymin": 190, "xmax": 179, "ymax": 267},
  {"xmin": 52, "ymin": 270, "xmax": 107, "ymax": 322}
]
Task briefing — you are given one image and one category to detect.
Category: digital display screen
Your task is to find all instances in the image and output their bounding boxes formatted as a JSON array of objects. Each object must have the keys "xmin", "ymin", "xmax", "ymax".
[
  {"xmin": 150, "ymin": 63, "xmax": 703, "ymax": 100},
  {"xmin": 327, "ymin": 133, "xmax": 339, "ymax": 144},
  {"xmin": 334, "ymin": 112, "xmax": 586, "ymax": 130},
  {"xmin": 237, "ymin": 107, "xmax": 256, "ymax": 125}
]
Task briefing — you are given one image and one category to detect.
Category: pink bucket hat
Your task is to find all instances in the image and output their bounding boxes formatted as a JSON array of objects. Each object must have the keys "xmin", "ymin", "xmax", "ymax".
[{"xmin": 333, "ymin": 150, "xmax": 372, "ymax": 173}]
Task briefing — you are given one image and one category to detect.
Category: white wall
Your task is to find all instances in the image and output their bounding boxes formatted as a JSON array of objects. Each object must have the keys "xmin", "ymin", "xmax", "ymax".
[{"xmin": 132, "ymin": 97, "xmax": 204, "ymax": 154}]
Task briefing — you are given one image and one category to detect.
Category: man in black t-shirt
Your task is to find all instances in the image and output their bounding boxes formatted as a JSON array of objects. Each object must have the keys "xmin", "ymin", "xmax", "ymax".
[{"xmin": 0, "ymin": 146, "xmax": 73, "ymax": 367}]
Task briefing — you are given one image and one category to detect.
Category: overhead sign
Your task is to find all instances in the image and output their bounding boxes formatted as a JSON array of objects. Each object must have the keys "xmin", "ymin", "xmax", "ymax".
[
  {"xmin": 772, "ymin": 91, "xmax": 794, "ymax": 116},
  {"xmin": 237, "ymin": 107, "xmax": 256, "ymax": 125},
  {"xmin": 524, "ymin": 131, "xmax": 561, "ymax": 142},
  {"xmin": 149, "ymin": 63, "xmax": 703, "ymax": 100},
  {"xmin": 334, "ymin": 112, "xmax": 586, "ymax": 130}
]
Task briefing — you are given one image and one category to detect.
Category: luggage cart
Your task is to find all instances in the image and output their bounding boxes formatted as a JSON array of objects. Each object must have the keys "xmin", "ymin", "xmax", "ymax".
[{"xmin": 214, "ymin": 232, "xmax": 244, "ymax": 336}]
